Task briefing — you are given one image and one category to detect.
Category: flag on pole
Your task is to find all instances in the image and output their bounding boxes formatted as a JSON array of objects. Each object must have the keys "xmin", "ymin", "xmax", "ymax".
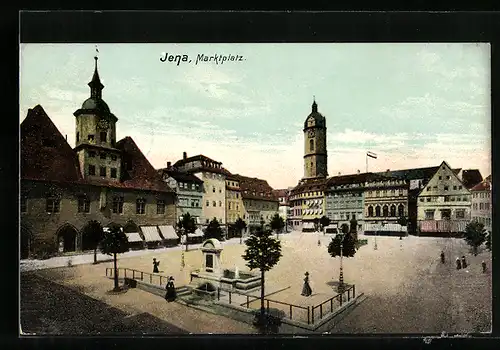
[
  {"xmin": 95, "ymin": 45, "xmax": 99, "ymax": 53},
  {"xmin": 367, "ymin": 151, "xmax": 377, "ymax": 159}
]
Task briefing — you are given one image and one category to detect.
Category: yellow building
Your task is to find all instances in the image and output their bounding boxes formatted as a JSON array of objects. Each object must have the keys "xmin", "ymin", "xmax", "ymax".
[{"xmin": 225, "ymin": 173, "xmax": 243, "ymax": 225}]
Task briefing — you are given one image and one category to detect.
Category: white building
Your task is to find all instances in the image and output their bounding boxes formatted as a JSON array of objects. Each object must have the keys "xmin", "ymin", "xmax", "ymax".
[{"xmin": 471, "ymin": 175, "xmax": 492, "ymax": 233}]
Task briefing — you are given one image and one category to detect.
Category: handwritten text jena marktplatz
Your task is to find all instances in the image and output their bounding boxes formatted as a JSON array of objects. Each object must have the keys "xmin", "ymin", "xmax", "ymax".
[{"xmin": 160, "ymin": 53, "xmax": 245, "ymax": 66}]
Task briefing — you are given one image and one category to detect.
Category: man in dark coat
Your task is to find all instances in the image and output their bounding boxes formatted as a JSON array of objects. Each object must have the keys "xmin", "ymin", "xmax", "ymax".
[
  {"xmin": 461, "ymin": 256, "xmax": 467, "ymax": 269},
  {"xmin": 440, "ymin": 251, "xmax": 445, "ymax": 264},
  {"xmin": 456, "ymin": 257, "xmax": 462, "ymax": 270},
  {"xmin": 153, "ymin": 258, "xmax": 160, "ymax": 273},
  {"xmin": 165, "ymin": 276, "xmax": 177, "ymax": 302}
]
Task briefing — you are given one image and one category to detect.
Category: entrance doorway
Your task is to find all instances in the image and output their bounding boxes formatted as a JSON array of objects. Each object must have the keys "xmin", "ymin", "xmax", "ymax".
[{"xmin": 57, "ymin": 225, "xmax": 78, "ymax": 253}]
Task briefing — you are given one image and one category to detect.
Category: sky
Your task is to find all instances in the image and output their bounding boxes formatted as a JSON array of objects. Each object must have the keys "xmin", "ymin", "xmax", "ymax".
[{"xmin": 19, "ymin": 43, "xmax": 491, "ymax": 189}]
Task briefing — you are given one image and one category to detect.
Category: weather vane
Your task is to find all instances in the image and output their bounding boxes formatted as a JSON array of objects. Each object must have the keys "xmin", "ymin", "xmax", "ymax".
[{"xmin": 95, "ymin": 45, "xmax": 99, "ymax": 59}]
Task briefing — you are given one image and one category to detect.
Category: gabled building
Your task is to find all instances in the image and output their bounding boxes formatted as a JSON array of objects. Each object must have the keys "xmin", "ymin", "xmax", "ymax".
[
  {"xmin": 416, "ymin": 161, "xmax": 471, "ymax": 236},
  {"xmin": 172, "ymin": 153, "xmax": 227, "ymax": 226},
  {"xmin": 21, "ymin": 57, "xmax": 176, "ymax": 258},
  {"xmin": 231, "ymin": 174, "xmax": 279, "ymax": 232},
  {"xmin": 470, "ymin": 175, "xmax": 492, "ymax": 234},
  {"xmin": 158, "ymin": 163, "xmax": 204, "ymax": 224}
]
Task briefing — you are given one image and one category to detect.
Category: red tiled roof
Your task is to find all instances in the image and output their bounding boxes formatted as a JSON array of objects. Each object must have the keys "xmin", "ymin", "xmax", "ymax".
[
  {"xmin": 115, "ymin": 137, "xmax": 174, "ymax": 193},
  {"xmin": 273, "ymin": 188, "xmax": 289, "ymax": 198},
  {"xmin": 173, "ymin": 154, "xmax": 221, "ymax": 167},
  {"xmin": 21, "ymin": 105, "xmax": 83, "ymax": 183},
  {"xmin": 231, "ymin": 174, "xmax": 278, "ymax": 202},
  {"xmin": 157, "ymin": 167, "xmax": 203, "ymax": 184},
  {"xmin": 470, "ymin": 178, "xmax": 491, "ymax": 192},
  {"xmin": 290, "ymin": 177, "xmax": 328, "ymax": 194}
]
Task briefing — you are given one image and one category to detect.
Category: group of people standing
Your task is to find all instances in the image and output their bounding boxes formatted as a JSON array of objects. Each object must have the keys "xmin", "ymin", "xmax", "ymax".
[{"xmin": 440, "ymin": 251, "xmax": 487, "ymax": 273}]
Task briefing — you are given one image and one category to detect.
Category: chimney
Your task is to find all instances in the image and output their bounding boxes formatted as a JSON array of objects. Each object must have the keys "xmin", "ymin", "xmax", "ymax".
[
  {"xmin": 167, "ymin": 161, "xmax": 171, "ymax": 168},
  {"xmin": 386, "ymin": 169, "xmax": 390, "ymax": 172},
  {"xmin": 183, "ymin": 152, "xmax": 187, "ymax": 160},
  {"xmin": 357, "ymin": 169, "xmax": 360, "ymax": 174},
  {"xmin": 338, "ymin": 172, "xmax": 341, "ymax": 176}
]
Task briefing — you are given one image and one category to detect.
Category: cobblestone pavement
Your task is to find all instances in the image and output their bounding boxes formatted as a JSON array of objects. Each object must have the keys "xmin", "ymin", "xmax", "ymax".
[
  {"xmin": 20, "ymin": 273, "xmax": 188, "ymax": 334},
  {"xmin": 329, "ymin": 237, "xmax": 492, "ymax": 334}
]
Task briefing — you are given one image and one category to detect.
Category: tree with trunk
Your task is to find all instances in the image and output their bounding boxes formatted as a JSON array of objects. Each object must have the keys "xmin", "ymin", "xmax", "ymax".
[
  {"xmin": 313, "ymin": 217, "xmax": 320, "ymax": 232},
  {"xmin": 463, "ymin": 221, "xmax": 487, "ymax": 256},
  {"xmin": 270, "ymin": 213, "xmax": 285, "ymax": 240},
  {"xmin": 242, "ymin": 222, "xmax": 282, "ymax": 333},
  {"xmin": 82, "ymin": 220, "xmax": 104, "ymax": 264},
  {"xmin": 319, "ymin": 216, "xmax": 331, "ymax": 232},
  {"xmin": 328, "ymin": 232, "xmax": 357, "ymax": 258},
  {"xmin": 204, "ymin": 218, "xmax": 224, "ymax": 241},
  {"xmin": 177, "ymin": 212, "xmax": 197, "ymax": 251},
  {"xmin": 397, "ymin": 216, "xmax": 408, "ymax": 236},
  {"xmin": 100, "ymin": 224, "xmax": 129, "ymax": 291},
  {"xmin": 341, "ymin": 223, "xmax": 350, "ymax": 234},
  {"xmin": 234, "ymin": 217, "xmax": 247, "ymax": 244}
]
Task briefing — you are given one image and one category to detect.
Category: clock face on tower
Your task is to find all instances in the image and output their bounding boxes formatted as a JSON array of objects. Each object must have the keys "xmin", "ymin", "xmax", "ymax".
[
  {"xmin": 98, "ymin": 118, "xmax": 109, "ymax": 130},
  {"xmin": 308, "ymin": 129, "xmax": 315, "ymax": 137}
]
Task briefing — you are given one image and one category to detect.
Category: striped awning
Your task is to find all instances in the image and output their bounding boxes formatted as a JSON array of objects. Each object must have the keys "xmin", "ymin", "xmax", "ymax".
[
  {"xmin": 140, "ymin": 226, "xmax": 162, "ymax": 242},
  {"xmin": 126, "ymin": 232, "xmax": 143, "ymax": 243},
  {"xmin": 189, "ymin": 228, "xmax": 204, "ymax": 238},
  {"xmin": 158, "ymin": 225, "xmax": 178, "ymax": 240}
]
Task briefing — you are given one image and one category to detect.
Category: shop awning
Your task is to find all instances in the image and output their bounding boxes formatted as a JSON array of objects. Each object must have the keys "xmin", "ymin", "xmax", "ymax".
[
  {"xmin": 140, "ymin": 226, "xmax": 162, "ymax": 242},
  {"xmin": 158, "ymin": 225, "xmax": 178, "ymax": 240},
  {"xmin": 126, "ymin": 232, "xmax": 143, "ymax": 243}
]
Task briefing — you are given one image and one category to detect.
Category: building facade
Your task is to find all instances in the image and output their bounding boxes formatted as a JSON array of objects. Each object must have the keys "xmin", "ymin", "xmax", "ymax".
[
  {"xmin": 273, "ymin": 188, "xmax": 292, "ymax": 229},
  {"xmin": 470, "ymin": 175, "xmax": 492, "ymax": 233},
  {"xmin": 364, "ymin": 175, "xmax": 409, "ymax": 235},
  {"xmin": 289, "ymin": 178, "xmax": 327, "ymax": 231},
  {"xmin": 172, "ymin": 153, "xmax": 227, "ymax": 226},
  {"xmin": 232, "ymin": 174, "xmax": 279, "ymax": 232},
  {"xmin": 225, "ymin": 174, "xmax": 244, "ymax": 225},
  {"xmin": 21, "ymin": 58, "xmax": 176, "ymax": 258},
  {"xmin": 158, "ymin": 165, "xmax": 204, "ymax": 224},
  {"xmin": 417, "ymin": 161, "xmax": 471, "ymax": 235}
]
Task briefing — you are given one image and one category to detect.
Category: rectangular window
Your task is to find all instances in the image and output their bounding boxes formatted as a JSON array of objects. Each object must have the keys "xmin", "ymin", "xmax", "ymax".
[
  {"xmin": 100, "ymin": 166, "xmax": 106, "ymax": 177},
  {"xmin": 157, "ymin": 200, "xmax": 165, "ymax": 215},
  {"xmin": 480, "ymin": 203, "xmax": 484, "ymax": 210},
  {"xmin": 425, "ymin": 210, "xmax": 435, "ymax": 220},
  {"xmin": 77, "ymin": 196, "xmax": 90, "ymax": 213},
  {"xmin": 426, "ymin": 197, "xmax": 431, "ymax": 202},
  {"xmin": 427, "ymin": 187, "xmax": 430, "ymax": 191},
  {"xmin": 444, "ymin": 196, "xmax": 450, "ymax": 202},
  {"xmin": 110, "ymin": 168, "xmax": 117, "ymax": 178},
  {"xmin": 419, "ymin": 198, "xmax": 424, "ymax": 202},
  {"xmin": 458, "ymin": 185, "xmax": 462, "ymax": 190},
  {"xmin": 446, "ymin": 176, "xmax": 451, "ymax": 180},
  {"xmin": 456, "ymin": 209, "xmax": 465, "ymax": 219},
  {"xmin": 441, "ymin": 209, "xmax": 451, "ymax": 220},
  {"xmin": 213, "ymin": 186, "xmax": 216, "ymax": 193},
  {"xmin": 485, "ymin": 203, "xmax": 490, "ymax": 210},
  {"xmin": 473, "ymin": 203, "xmax": 477, "ymax": 210},
  {"xmin": 112, "ymin": 196, "xmax": 124, "ymax": 214},
  {"xmin": 100, "ymin": 152, "xmax": 107, "ymax": 160},
  {"xmin": 444, "ymin": 186, "xmax": 449, "ymax": 191},
  {"xmin": 453, "ymin": 185, "xmax": 457, "ymax": 190},
  {"xmin": 88, "ymin": 134, "xmax": 94, "ymax": 141},
  {"xmin": 111, "ymin": 154, "xmax": 117, "ymax": 161},
  {"xmin": 136, "ymin": 198, "xmax": 146, "ymax": 214},
  {"xmin": 88, "ymin": 151, "xmax": 96, "ymax": 158},
  {"xmin": 100, "ymin": 131, "xmax": 107, "ymax": 143},
  {"xmin": 213, "ymin": 201, "xmax": 216, "ymax": 207},
  {"xmin": 46, "ymin": 197, "xmax": 60, "ymax": 213},
  {"xmin": 89, "ymin": 165, "xmax": 96, "ymax": 176},
  {"xmin": 191, "ymin": 183, "xmax": 196, "ymax": 190},
  {"xmin": 191, "ymin": 200, "xmax": 195, "ymax": 207},
  {"xmin": 21, "ymin": 196, "xmax": 27, "ymax": 213},
  {"xmin": 206, "ymin": 200, "xmax": 209, "ymax": 207},
  {"xmin": 439, "ymin": 176, "xmax": 442, "ymax": 180}
]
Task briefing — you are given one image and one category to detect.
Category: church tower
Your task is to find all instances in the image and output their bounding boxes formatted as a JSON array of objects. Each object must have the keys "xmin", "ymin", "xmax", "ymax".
[
  {"xmin": 303, "ymin": 99, "xmax": 328, "ymax": 179},
  {"xmin": 73, "ymin": 55, "xmax": 121, "ymax": 182}
]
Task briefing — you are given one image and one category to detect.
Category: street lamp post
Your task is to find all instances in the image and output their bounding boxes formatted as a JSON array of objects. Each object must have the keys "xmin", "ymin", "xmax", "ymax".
[
  {"xmin": 374, "ymin": 221, "xmax": 378, "ymax": 250},
  {"xmin": 338, "ymin": 233, "xmax": 346, "ymax": 293}
]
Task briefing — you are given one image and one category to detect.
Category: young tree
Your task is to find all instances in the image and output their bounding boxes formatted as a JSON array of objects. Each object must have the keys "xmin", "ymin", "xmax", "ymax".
[
  {"xmin": 319, "ymin": 216, "xmax": 331, "ymax": 232},
  {"xmin": 328, "ymin": 232, "xmax": 357, "ymax": 258},
  {"xmin": 463, "ymin": 221, "xmax": 487, "ymax": 256},
  {"xmin": 397, "ymin": 216, "xmax": 408, "ymax": 236},
  {"xmin": 178, "ymin": 212, "xmax": 197, "ymax": 251},
  {"xmin": 270, "ymin": 213, "xmax": 285, "ymax": 240},
  {"xmin": 313, "ymin": 217, "xmax": 320, "ymax": 232},
  {"xmin": 349, "ymin": 218, "xmax": 358, "ymax": 240},
  {"xmin": 204, "ymin": 218, "xmax": 224, "ymax": 241},
  {"xmin": 234, "ymin": 217, "xmax": 248, "ymax": 244},
  {"xmin": 100, "ymin": 224, "xmax": 129, "ymax": 291},
  {"xmin": 82, "ymin": 220, "xmax": 105, "ymax": 264},
  {"xmin": 242, "ymin": 223, "xmax": 282, "ymax": 333}
]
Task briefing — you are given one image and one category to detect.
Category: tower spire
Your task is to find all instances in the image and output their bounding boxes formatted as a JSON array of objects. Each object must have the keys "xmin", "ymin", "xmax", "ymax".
[
  {"xmin": 88, "ymin": 53, "xmax": 104, "ymax": 99},
  {"xmin": 312, "ymin": 96, "xmax": 318, "ymax": 112}
]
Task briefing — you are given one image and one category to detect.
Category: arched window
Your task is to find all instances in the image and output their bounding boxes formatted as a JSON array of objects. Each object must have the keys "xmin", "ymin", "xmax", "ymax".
[
  {"xmin": 368, "ymin": 206, "xmax": 373, "ymax": 217},
  {"xmin": 390, "ymin": 205, "xmax": 396, "ymax": 217},
  {"xmin": 398, "ymin": 204, "xmax": 404, "ymax": 217},
  {"xmin": 375, "ymin": 206, "xmax": 381, "ymax": 217},
  {"xmin": 383, "ymin": 205, "xmax": 389, "ymax": 217},
  {"xmin": 310, "ymin": 139, "xmax": 314, "ymax": 151}
]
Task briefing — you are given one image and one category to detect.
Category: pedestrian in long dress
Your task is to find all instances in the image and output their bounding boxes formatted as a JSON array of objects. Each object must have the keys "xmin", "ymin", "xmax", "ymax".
[
  {"xmin": 165, "ymin": 276, "xmax": 177, "ymax": 302},
  {"xmin": 482, "ymin": 261, "xmax": 487, "ymax": 273},
  {"xmin": 456, "ymin": 257, "xmax": 462, "ymax": 270},
  {"xmin": 301, "ymin": 272, "xmax": 312, "ymax": 297},
  {"xmin": 440, "ymin": 251, "xmax": 445, "ymax": 264},
  {"xmin": 461, "ymin": 255, "xmax": 467, "ymax": 269},
  {"xmin": 153, "ymin": 258, "xmax": 160, "ymax": 273}
]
